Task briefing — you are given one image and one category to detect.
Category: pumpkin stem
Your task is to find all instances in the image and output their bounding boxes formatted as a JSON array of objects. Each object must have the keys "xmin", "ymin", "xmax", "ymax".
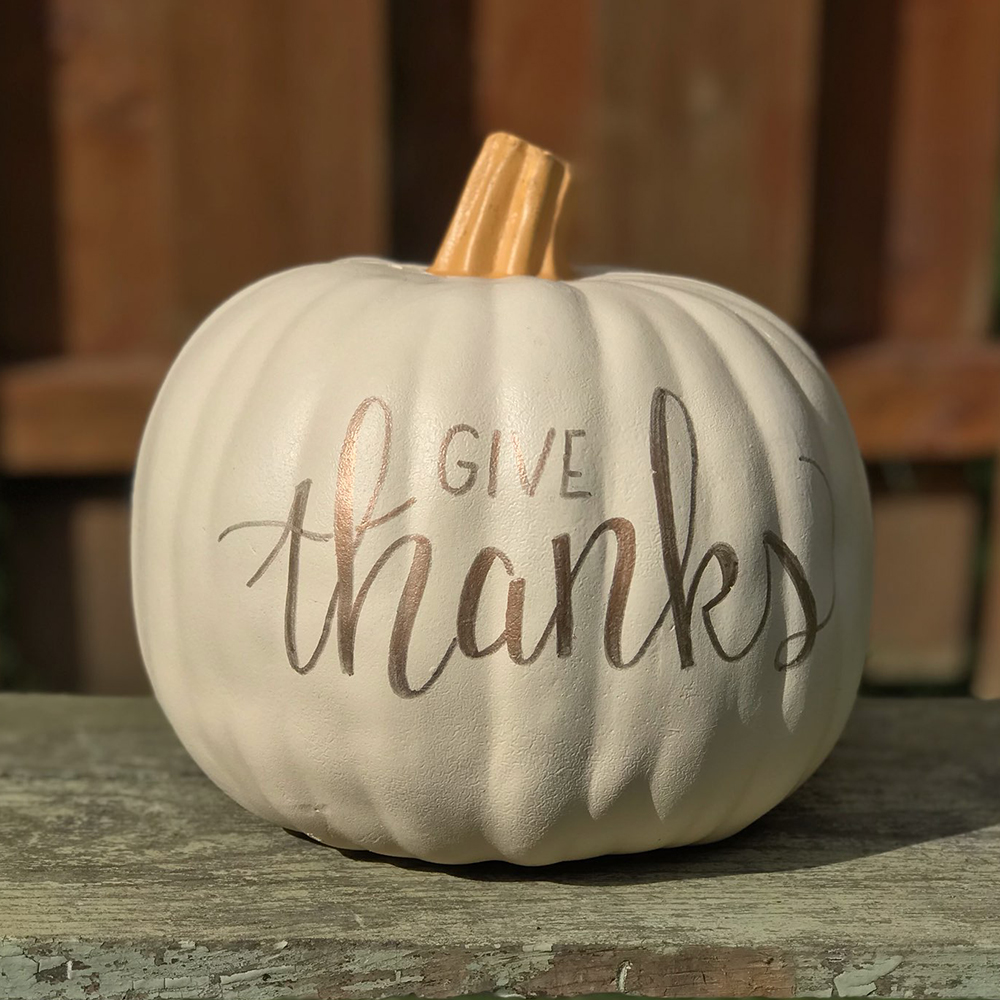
[{"xmin": 429, "ymin": 132, "xmax": 573, "ymax": 280}]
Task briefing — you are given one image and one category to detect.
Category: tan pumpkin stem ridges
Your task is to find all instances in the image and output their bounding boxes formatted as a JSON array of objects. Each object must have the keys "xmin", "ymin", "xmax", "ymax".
[{"xmin": 429, "ymin": 132, "xmax": 573, "ymax": 280}]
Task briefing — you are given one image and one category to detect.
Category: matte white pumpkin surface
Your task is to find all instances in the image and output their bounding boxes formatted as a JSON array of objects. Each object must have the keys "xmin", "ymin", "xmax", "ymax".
[{"xmin": 132, "ymin": 258, "xmax": 872, "ymax": 866}]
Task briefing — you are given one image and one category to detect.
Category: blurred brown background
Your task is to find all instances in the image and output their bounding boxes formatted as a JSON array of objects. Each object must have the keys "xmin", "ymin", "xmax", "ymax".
[{"xmin": 1, "ymin": 0, "xmax": 999, "ymax": 699}]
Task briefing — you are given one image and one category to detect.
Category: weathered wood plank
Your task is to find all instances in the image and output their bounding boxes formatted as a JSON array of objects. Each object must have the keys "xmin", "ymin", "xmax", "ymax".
[
  {"xmin": 1, "ymin": 695, "xmax": 998, "ymax": 998},
  {"xmin": 0, "ymin": 356, "xmax": 169, "ymax": 476},
  {"xmin": 824, "ymin": 343, "xmax": 1000, "ymax": 462}
]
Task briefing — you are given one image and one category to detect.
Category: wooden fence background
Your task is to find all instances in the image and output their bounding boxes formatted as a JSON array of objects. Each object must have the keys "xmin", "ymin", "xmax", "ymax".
[{"xmin": 2, "ymin": 0, "xmax": 1000, "ymax": 697}]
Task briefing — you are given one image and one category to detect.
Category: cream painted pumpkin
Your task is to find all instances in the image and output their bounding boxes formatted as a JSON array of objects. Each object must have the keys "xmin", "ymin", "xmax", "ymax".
[{"xmin": 131, "ymin": 133, "xmax": 872, "ymax": 865}]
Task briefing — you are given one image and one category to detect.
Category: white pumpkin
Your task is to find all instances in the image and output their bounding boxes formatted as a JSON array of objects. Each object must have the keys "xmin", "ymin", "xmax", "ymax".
[{"xmin": 132, "ymin": 134, "xmax": 872, "ymax": 865}]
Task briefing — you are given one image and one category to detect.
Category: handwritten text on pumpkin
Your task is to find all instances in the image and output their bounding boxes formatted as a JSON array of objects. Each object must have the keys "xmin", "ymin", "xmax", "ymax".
[{"xmin": 219, "ymin": 389, "xmax": 834, "ymax": 697}]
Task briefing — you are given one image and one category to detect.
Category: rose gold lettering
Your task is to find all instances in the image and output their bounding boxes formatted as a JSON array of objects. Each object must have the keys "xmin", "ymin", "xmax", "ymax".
[
  {"xmin": 512, "ymin": 427, "xmax": 556, "ymax": 496},
  {"xmin": 439, "ymin": 423, "xmax": 480, "ymax": 495},
  {"xmin": 560, "ymin": 429, "xmax": 592, "ymax": 498},
  {"xmin": 219, "ymin": 388, "xmax": 835, "ymax": 696},
  {"xmin": 457, "ymin": 547, "xmax": 516, "ymax": 658},
  {"xmin": 488, "ymin": 430, "xmax": 501, "ymax": 496}
]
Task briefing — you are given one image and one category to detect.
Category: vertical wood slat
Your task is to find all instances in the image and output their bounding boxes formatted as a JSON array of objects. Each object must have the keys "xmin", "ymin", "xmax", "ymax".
[
  {"xmin": 472, "ymin": 0, "xmax": 821, "ymax": 327},
  {"xmin": 0, "ymin": 0, "xmax": 388, "ymax": 692},
  {"xmin": 4, "ymin": 481, "xmax": 146, "ymax": 695},
  {"xmin": 50, "ymin": 0, "xmax": 178, "ymax": 355},
  {"xmin": 806, "ymin": 0, "xmax": 1000, "ymax": 346},
  {"xmin": 168, "ymin": 0, "xmax": 388, "ymax": 334},
  {"xmin": 795, "ymin": 0, "xmax": 1000, "ymax": 351},
  {"xmin": 592, "ymin": 0, "xmax": 821, "ymax": 327},
  {"xmin": 811, "ymin": 0, "xmax": 1000, "ymax": 693},
  {"xmin": 812, "ymin": 0, "xmax": 1000, "ymax": 343},
  {"xmin": 7, "ymin": 0, "xmax": 389, "ymax": 359},
  {"xmin": 881, "ymin": 0, "xmax": 1000, "ymax": 344},
  {"xmin": 471, "ymin": 0, "xmax": 600, "ymax": 272},
  {"xmin": 864, "ymin": 491, "xmax": 978, "ymax": 688}
]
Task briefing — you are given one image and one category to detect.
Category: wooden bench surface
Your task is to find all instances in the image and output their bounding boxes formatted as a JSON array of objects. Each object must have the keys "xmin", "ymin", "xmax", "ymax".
[{"xmin": 1, "ymin": 695, "xmax": 998, "ymax": 1000}]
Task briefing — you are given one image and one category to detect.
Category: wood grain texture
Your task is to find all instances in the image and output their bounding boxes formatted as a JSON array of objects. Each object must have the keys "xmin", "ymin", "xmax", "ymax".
[
  {"xmin": 3, "ymin": 0, "xmax": 387, "ymax": 355},
  {"xmin": 472, "ymin": 0, "xmax": 599, "ymax": 264},
  {"xmin": 472, "ymin": 0, "xmax": 820, "ymax": 325},
  {"xmin": 592, "ymin": 0, "xmax": 821, "ymax": 325},
  {"xmin": 809, "ymin": 0, "xmax": 1000, "ymax": 347},
  {"xmin": 166, "ymin": 0, "xmax": 388, "ymax": 337},
  {"xmin": 0, "ymin": 356, "xmax": 169, "ymax": 475},
  {"xmin": 880, "ymin": 0, "xmax": 1000, "ymax": 344},
  {"xmin": 1, "ymin": 695, "xmax": 998, "ymax": 998},
  {"xmin": 49, "ymin": 0, "xmax": 178, "ymax": 354},
  {"xmin": 824, "ymin": 343, "xmax": 1000, "ymax": 462}
]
